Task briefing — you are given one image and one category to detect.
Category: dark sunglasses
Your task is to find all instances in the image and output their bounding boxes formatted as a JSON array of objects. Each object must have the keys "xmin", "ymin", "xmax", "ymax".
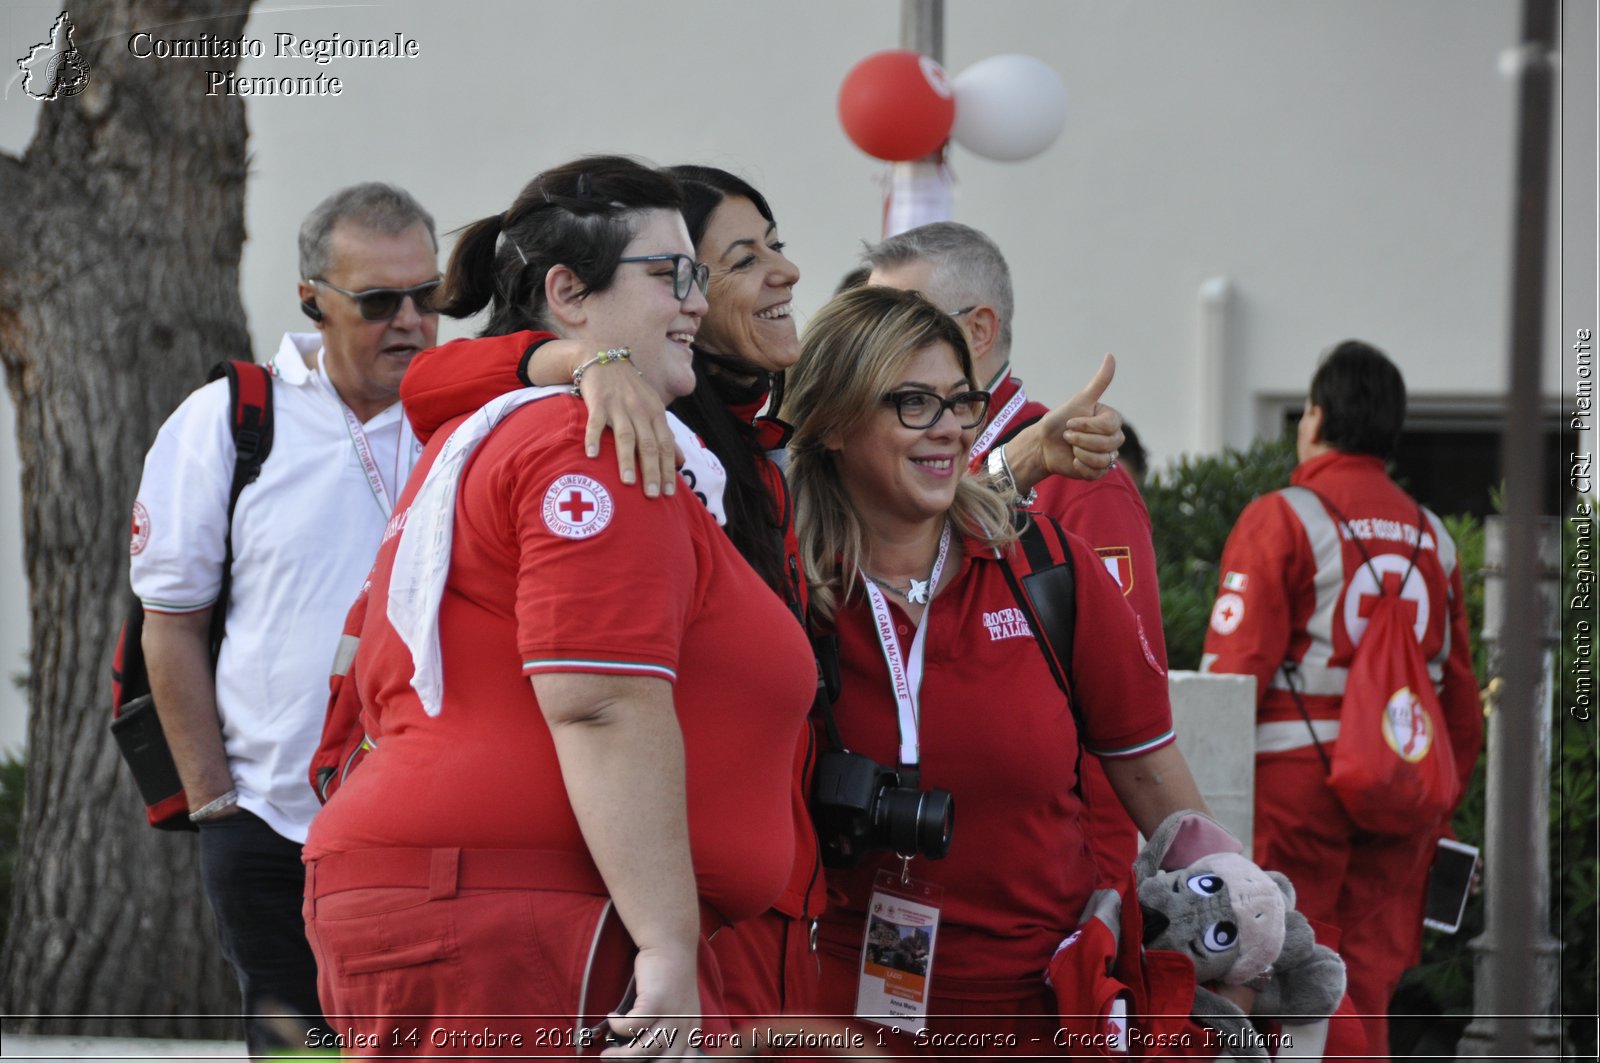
[
  {"xmin": 618, "ymin": 253, "xmax": 710, "ymax": 302},
  {"xmin": 312, "ymin": 278, "xmax": 441, "ymax": 321},
  {"xmin": 882, "ymin": 388, "xmax": 992, "ymax": 430}
]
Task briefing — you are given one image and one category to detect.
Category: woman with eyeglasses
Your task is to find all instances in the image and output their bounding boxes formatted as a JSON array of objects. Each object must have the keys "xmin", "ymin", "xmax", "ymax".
[
  {"xmin": 301, "ymin": 157, "xmax": 815, "ymax": 1054},
  {"xmin": 390, "ymin": 166, "xmax": 832, "ymax": 1023},
  {"xmin": 782, "ymin": 285, "xmax": 1209, "ymax": 1050}
]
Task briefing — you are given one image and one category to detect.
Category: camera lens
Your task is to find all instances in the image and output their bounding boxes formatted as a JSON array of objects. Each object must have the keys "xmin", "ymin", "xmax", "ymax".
[{"xmin": 875, "ymin": 786, "xmax": 954, "ymax": 860}]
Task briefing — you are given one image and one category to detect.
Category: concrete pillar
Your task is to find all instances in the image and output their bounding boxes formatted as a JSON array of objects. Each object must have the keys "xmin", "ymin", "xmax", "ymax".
[
  {"xmin": 1167, "ymin": 670, "xmax": 1257, "ymax": 853},
  {"xmin": 1456, "ymin": 516, "xmax": 1563, "ymax": 1058}
]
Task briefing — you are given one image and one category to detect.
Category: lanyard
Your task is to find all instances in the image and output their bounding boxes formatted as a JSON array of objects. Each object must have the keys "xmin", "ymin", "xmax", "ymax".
[
  {"xmin": 338, "ymin": 402, "xmax": 409, "ymax": 517},
  {"xmin": 859, "ymin": 523, "xmax": 953, "ymax": 768},
  {"xmin": 318, "ymin": 351, "xmax": 414, "ymax": 517},
  {"xmin": 967, "ymin": 375, "xmax": 1028, "ymax": 469}
]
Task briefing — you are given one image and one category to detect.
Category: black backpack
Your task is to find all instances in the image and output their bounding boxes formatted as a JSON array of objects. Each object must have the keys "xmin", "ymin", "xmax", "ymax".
[{"xmin": 110, "ymin": 361, "xmax": 273, "ymax": 830}]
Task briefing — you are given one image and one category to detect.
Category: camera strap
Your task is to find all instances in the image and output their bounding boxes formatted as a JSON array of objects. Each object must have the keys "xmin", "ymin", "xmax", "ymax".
[{"xmin": 859, "ymin": 522, "xmax": 954, "ymax": 778}]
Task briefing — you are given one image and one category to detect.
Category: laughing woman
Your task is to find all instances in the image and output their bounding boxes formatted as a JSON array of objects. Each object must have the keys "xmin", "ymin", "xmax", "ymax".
[{"xmin": 301, "ymin": 157, "xmax": 815, "ymax": 1055}]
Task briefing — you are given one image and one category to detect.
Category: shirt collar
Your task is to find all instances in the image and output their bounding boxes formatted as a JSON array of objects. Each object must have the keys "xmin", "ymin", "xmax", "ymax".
[
  {"xmin": 269, "ymin": 332, "xmax": 322, "ymax": 387},
  {"xmin": 986, "ymin": 368, "xmax": 1020, "ymax": 410},
  {"xmin": 1291, "ymin": 449, "xmax": 1387, "ymax": 486}
]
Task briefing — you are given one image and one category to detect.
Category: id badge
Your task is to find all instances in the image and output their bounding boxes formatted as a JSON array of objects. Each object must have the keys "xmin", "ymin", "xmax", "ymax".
[{"xmin": 854, "ymin": 866, "xmax": 943, "ymax": 1033}]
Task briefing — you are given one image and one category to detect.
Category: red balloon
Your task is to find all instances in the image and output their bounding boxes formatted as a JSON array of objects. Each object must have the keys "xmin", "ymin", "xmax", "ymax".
[{"xmin": 838, "ymin": 50, "xmax": 956, "ymax": 162}]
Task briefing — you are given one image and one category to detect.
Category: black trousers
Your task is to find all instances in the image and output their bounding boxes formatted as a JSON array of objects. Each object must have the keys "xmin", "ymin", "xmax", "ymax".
[{"xmin": 197, "ymin": 808, "xmax": 329, "ymax": 1057}]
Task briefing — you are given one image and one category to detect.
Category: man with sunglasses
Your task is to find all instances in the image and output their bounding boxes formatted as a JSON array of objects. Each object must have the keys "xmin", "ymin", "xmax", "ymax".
[
  {"xmin": 130, "ymin": 182, "xmax": 438, "ymax": 1056},
  {"xmin": 863, "ymin": 221, "xmax": 1166, "ymax": 885}
]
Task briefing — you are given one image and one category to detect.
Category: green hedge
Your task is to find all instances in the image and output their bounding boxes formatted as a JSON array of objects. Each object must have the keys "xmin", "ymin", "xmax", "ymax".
[{"xmin": 1145, "ymin": 436, "xmax": 1297, "ymax": 671}]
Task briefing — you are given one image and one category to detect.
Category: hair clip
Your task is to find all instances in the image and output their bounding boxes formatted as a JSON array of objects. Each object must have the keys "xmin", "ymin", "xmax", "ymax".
[
  {"xmin": 509, "ymin": 238, "xmax": 528, "ymax": 266},
  {"xmin": 576, "ymin": 173, "xmax": 593, "ymax": 198}
]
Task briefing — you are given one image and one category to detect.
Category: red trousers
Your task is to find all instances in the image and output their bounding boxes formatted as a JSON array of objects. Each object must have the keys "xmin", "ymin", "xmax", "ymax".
[
  {"xmin": 711, "ymin": 908, "xmax": 824, "ymax": 1017},
  {"xmin": 303, "ymin": 848, "xmax": 729, "ymax": 1057},
  {"xmin": 1255, "ymin": 748, "xmax": 1437, "ymax": 1061},
  {"xmin": 814, "ymin": 945, "xmax": 1063, "ymax": 1057}
]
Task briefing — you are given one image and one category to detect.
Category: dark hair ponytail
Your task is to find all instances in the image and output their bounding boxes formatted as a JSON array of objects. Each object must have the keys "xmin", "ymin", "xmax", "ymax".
[
  {"xmin": 433, "ymin": 212, "xmax": 507, "ymax": 321},
  {"xmin": 437, "ymin": 155, "xmax": 685, "ymax": 338}
]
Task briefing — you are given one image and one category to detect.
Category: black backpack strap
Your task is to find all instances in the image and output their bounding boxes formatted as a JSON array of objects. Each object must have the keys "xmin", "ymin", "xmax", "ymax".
[
  {"xmin": 1279, "ymin": 661, "xmax": 1333, "ymax": 774},
  {"xmin": 1000, "ymin": 512, "xmax": 1078, "ymax": 704},
  {"xmin": 998, "ymin": 513, "xmax": 1087, "ymax": 796},
  {"xmin": 204, "ymin": 360, "xmax": 274, "ymax": 658}
]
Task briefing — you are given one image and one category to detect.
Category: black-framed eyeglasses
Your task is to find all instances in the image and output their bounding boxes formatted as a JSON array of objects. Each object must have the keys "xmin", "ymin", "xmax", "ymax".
[
  {"xmin": 618, "ymin": 253, "xmax": 710, "ymax": 301},
  {"xmin": 881, "ymin": 388, "xmax": 992, "ymax": 430},
  {"xmin": 311, "ymin": 278, "xmax": 441, "ymax": 321},
  {"xmin": 948, "ymin": 305, "xmax": 977, "ymax": 318}
]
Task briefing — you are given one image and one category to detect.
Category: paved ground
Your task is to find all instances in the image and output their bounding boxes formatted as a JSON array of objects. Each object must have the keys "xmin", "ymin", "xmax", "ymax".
[{"xmin": 0, "ymin": 1035, "xmax": 248, "ymax": 1061}]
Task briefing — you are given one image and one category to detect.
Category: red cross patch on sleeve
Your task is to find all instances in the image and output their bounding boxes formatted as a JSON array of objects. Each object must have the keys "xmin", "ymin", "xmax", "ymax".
[
  {"xmin": 129, "ymin": 501, "xmax": 151, "ymax": 556},
  {"xmin": 1209, "ymin": 592, "xmax": 1245, "ymax": 635},
  {"xmin": 542, "ymin": 474, "xmax": 614, "ymax": 540}
]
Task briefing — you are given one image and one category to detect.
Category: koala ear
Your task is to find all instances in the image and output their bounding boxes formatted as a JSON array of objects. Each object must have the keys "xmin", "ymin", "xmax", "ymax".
[
  {"xmin": 1136, "ymin": 811, "xmax": 1191, "ymax": 879},
  {"xmin": 1159, "ymin": 811, "xmax": 1244, "ymax": 871},
  {"xmin": 1269, "ymin": 870, "xmax": 1297, "ymax": 910},
  {"xmin": 1138, "ymin": 810, "xmax": 1241, "ymax": 878}
]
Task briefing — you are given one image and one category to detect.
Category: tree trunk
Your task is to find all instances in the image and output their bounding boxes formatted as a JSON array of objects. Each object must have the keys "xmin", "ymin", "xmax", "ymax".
[{"xmin": 0, "ymin": 0, "xmax": 254, "ymax": 1037}]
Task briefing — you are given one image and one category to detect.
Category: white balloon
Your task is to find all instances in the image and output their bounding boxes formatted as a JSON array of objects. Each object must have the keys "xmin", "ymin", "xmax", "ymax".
[{"xmin": 951, "ymin": 54, "xmax": 1069, "ymax": 162}]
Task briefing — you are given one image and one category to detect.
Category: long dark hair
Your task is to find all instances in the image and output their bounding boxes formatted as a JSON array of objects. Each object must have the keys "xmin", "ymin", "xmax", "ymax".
[
  {"xmin": 434, "ymin": 156, "xmax": 684, "ymax": 337},
  {"xmin": 666, "ymin": 165, "xmax": 790, "ymax": 600}
]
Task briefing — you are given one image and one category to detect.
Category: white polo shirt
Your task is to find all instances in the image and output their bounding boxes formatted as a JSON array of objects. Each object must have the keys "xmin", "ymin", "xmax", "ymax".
[{"xmin": 130, "ymin": 332, "xmax": 419, "ymax": 842}]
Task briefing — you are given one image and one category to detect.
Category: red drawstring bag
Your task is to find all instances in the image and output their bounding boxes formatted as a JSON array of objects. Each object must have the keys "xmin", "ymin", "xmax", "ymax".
[
  {"xmin": 1326, "ymin": 587, "xmax": 1459, "ymax": 834},
  {"xmin": 1304, "ymin": 492, "xmax": 1459, "ymax": 835}
]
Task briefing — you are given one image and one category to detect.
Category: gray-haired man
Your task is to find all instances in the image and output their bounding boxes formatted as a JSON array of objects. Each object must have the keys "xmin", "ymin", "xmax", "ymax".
[{"xmin": 131, "ymin": 183, "xmax": 438, "ymax": 1053}]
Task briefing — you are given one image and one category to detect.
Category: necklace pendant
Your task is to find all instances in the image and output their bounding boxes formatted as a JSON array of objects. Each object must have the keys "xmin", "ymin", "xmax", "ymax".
[{"xmin": 906, "ymin": 577, "xmax": 930, "ymax": 605}]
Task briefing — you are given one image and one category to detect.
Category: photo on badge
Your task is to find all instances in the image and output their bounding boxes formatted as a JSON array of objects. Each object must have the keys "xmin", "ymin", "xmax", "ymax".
[{"xmin": 855, "ymin": 871, "xmax": 943, "ymax": 1033}]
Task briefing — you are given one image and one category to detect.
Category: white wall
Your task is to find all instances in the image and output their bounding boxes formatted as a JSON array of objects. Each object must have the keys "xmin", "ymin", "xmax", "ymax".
[{"xmin": 1, "ymin": 0, "xmax": 1594, "ymax": 754}]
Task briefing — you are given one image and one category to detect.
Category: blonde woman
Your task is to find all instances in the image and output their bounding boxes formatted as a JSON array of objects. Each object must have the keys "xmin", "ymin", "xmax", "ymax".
[{"xmin": 784, "ymin": 286, "xmax": 1208, "ymax": 1049}]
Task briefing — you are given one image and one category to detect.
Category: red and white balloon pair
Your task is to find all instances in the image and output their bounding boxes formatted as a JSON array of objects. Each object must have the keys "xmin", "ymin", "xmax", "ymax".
[
  {"xmin": 838, "ymin": 50, "xmax": 1068, "ymax": 233},
  {"xmin": 838, "ymin": 49, "xmax": 1069, "ymax": 164}
]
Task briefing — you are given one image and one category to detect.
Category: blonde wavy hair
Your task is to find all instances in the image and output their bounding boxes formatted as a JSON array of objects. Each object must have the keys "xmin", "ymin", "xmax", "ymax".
[{"xmin": 782, "ymin": 286, "xmax": 1017, "ymax": 623}]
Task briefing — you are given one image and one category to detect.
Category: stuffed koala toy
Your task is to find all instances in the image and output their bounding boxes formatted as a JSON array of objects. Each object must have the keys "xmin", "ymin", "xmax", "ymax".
[{"xmin": 1136, "ymin": 811, "xmax": 1346, "ymax": 1060}]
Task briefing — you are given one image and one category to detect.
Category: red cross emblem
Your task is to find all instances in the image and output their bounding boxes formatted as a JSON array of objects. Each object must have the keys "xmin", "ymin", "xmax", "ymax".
[
  {"xmin": 542, "ymin": 475, "xmax": 613, "ymax": 539},
  {"xmin": 129, "ymin": 501, "xmax": 150, "ymax": 556},
  {"xmin": 1358, "ymin": 571, "xmax": 1420, "ymax": 627},
  {"xmin": 1345, "ymin": 557, "xmax": 1430, "ymax": 645},
  {"xmin": 1210, "ymin": 592, "xmax": 1245, "ymax": 635},
  {"xmin": 557, "ymin": 490, "xmax": 596, "ymax": 523}
]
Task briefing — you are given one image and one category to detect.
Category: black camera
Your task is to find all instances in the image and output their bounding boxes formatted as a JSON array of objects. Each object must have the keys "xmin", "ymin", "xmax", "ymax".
[{"xmin": 810, "ymin": 750, "xmax": 954, "ymax": 868}]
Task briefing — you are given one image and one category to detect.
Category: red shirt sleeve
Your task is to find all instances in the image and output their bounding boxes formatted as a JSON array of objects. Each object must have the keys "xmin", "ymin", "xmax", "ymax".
[
  {"xmin": 1067, "ymin": 534, "xmax": 1176, "ymax": 758},
  {"xmin": 482, "ymin": 410, "xmax": 703, "ymax": 680},
  {"xmin": 401, "ymin": 330, "xmax": 557, "ymax": 443},
  {"xmin": 1201, "ymin": 493, "xmax": 1307, "ymax": 704},
  {"xmin": 1035, "ymin": 467, "xmax": 1168, "ymax": 667}
]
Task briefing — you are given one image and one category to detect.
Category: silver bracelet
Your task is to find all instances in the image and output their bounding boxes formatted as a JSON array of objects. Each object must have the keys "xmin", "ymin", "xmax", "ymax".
[
  {"xmin": 570, "ymin": 347, "xmax": 635, "ymax": 390},
  {"xmin": 986, "ymin": 445, "xmax": 1038, "ymax": 507},
  {"xmin": 189, "ymin": 789, "xmax": 239, "ymax": 823}
]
